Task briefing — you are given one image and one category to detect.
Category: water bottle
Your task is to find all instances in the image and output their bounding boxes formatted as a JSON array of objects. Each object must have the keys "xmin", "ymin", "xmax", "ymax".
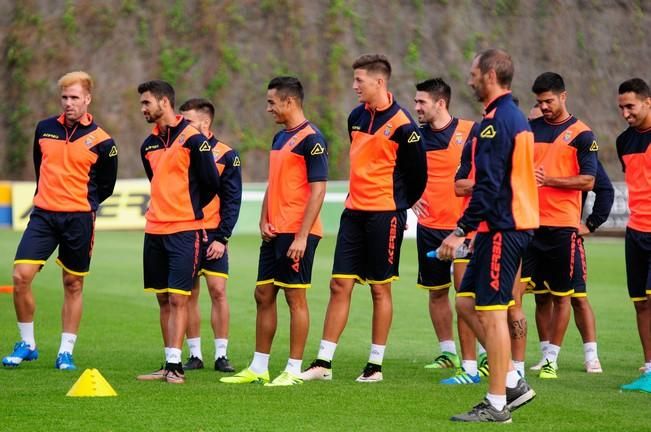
[{"xmin": 426, "ymin": 243, "xmax": 470, "ymax": 259}]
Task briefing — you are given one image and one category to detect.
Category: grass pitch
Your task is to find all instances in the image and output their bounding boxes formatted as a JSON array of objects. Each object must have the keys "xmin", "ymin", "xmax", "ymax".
[{"xmin": 0, "ymin": 231, "xmax": 648, "ymax": 431}]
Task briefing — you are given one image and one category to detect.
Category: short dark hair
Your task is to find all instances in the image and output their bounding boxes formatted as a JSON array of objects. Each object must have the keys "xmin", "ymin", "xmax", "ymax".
[
  {"xmin": 531, "ymin": 72, "xmax": 566, "ymax": 94},
  {"xmin": 476, "ymin": 49, "xmax": 513, "ymax": 88},
  {"xmin": 179, "ymin": 98, "xmax": 215, "ymax": 122},
  {"xmin": 353, "ymin": 54, "xmax": 392, "ymax": 80},
  {"xmin": 618, "ymin": 78, "xmax": 651, "ymax": 98},
  {"xmin": 267, "ymin": 76, "xmax": 304, "ymax": 104},
  {"xmin": 415, "ymin": 78, "xmax": 451, "ymax": 109},
  {"xmin": 137, "ymin": 80, "xmax": 175, "ymax": 108}
]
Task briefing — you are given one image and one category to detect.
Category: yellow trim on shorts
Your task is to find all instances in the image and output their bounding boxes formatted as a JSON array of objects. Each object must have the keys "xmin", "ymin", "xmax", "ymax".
[
  {"xmin": 332, "ymin": 274, "xmax": 365, "ymax": 284},
  {"xmin": 256, "ymin": 279, "xmax": 275, "ymax": 286},
  {"xmin": 453, "ymin": 258, "xmax": 470, "ymax": 264},
  {"xmin": 571, "ymin": 293, "xmax": 588, "ymax": 298},
  {"xmin": 144, "ymin": 288, "xmax": 192, "ymax": 296},
  {"xmin": 647, "ymin": 290, "xmax": 651, "ymax": 295},
  {"xmin": 14, "ymin": 259, "xmax": 46, "ymax": 266},
  {"xmin": 275, "ymin": 281, "xmax": 310, "ymax": 289},
  {"xmin": 456, "ymin": 292, "xmax": 475, "ymax": 298},
  {"xmin": 56, "ymin": 259, "xmax": 89, "ymax": 276},
  {"xmin": 520, "ymin": 276, "xmax": 531, "ymax": 283},
  {"xmin": 417, "ymin": 282, "xmax": 452, "ymax": 291},
  {"xmin": 631, "ymin": 296, "xmax": 649, "ymax": 302},
  {"xmin": 367, "ymin": 276, "xmax": 399, "ymax": 285},
  {"xmin": 200, "ymin": 270, "xmax": 229, "ymax": 279},
  {"xmin": 475, "ymin": 300, "xmax": 515, "ymax": 311},
  {"xmin": 549, "ymin": 289, "xmax": 575, "ymax": 297}
]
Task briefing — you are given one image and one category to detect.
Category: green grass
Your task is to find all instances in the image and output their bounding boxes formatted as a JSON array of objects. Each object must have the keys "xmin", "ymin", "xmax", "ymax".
[{"xmin": 0, "ymin": 232, "xmax": 648, "ymax": 431}]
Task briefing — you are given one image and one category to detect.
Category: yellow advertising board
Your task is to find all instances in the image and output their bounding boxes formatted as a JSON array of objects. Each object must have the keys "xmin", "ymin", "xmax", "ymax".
[{"xmin": 12, "ymin": 179, "xmax": 151, "ymax": 231}]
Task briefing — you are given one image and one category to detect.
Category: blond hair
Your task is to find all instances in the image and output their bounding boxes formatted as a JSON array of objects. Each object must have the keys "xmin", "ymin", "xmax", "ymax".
[{"xmin": 58, "ymin": 71, "xmax": 93, "ymax": 93}]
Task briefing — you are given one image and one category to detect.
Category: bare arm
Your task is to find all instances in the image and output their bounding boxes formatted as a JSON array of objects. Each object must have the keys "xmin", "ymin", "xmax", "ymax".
[{"xmin": 287, "ymin": 181, "xmax": 327, "ymax": 260}]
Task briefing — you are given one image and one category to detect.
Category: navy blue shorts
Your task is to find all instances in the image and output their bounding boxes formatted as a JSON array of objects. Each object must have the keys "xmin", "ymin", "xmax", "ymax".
[
  {"xmin": 332, "ymin": 209, "xmax": 406, "ymax": 285},
  {"xmin": 199, "ymin": 230, "xmax": 229, "ymax": 278},
  {"xmin": 625, "ymin": 227, "xmax": 651, "ymax": 301},
  {"xmin": 143, "ymin": 230, "xmax": 201, "ymax": 294},
  {"xmin": 459, "ymin": 230, "xmax": 531, "ymax": 310},
  {"xmin": 14, "ymin": 208, "xmax": 95, "ymax": 275},
  {"xmin": 571, "ymin": 236, "xmax": 588, "ymax": 297},
  {"xmin": 522, "ymin": 227, "xmax": 577, "ymax": 296},
  {"xmin": 416, "ymin": 225, "xmax": 453, "ymax": 290},
  {"xmin": 257, "ymin": 233, "xmax": 320, "ymax": 288}
]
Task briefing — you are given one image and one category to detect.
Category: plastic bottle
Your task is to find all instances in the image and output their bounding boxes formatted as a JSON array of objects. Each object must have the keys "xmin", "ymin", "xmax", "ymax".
[{"xmin": 426, "ymin": 243, "xmax": 470, "ymax": 259}]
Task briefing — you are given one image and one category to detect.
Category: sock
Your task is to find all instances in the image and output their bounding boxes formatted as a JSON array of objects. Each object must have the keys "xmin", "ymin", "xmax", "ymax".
[
  {"xmin": 186, "ymin": 337, "xmax": 202, "ymax": 359},
  {"xmin": 215, "ymin": 338, "xmax": 228, "ymax": 359},
  {"xmin": 317, "ymin": 339, "xmax": 337, "ymax": 362},
  {"xmin": 477, "ymin": 343, "xmax": 487, "ymax": 356},
  {"xmin": 164, "ymin": 347, "xmax": 171, "ymax": 361},
  {"xmin": 285, "ymin": 358, "xmax": 302, "ymax": 375},
  {"xmin": 486, "ymin": 393, "xmax": 506, "ymax": 411},
  {"xmin": 18, "ymin": 322, "xmax": 36, "ymax": 349},
  {"xmin": 513, "ymin": 360, "xmax": 525, "ymax": 377},
  {"xmin": 368, "ymin": 344, "xmax": 385, "ymax": 365},
  {"xmin": 583, "ymin": 342, "xmax": 598, "ymax": 362},
  {"xmin": 249, "ymin": 351, "xmax": 270, "ymax": 374},
  {"xmin": 439, "ymin": 340, "xmax": 457, "ymax": 355},
  {"xmin": 645, "ymin": 362, "xmax": 651, "ymax": 373},
  {"xmin": 506, "ymin": 369, "xmax": 520, "ymax": 388},
  {"xmin": 544, "ymin": 344, "xmax": 560, "ymax": 363},
  {"xmin": 167, "ymin": 348, "xmax": 182, "ymax": 364},
  {"xmin": 462, "ymin": 360, "xmax": 478, "ymax": 376},
  {"xmin": 58, "ymin": 332, "xmax": 77, "ymax": 355},
  {"xmin": 540, "ymin": 340, "xmax": 550, "ymax": 356}
]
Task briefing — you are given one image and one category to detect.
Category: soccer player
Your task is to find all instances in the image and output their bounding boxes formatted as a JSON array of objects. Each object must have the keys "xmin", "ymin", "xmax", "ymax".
[
  {"xmin": 440, "ymin": 49, "xmax": 538, "ymax": 423},
  {"xmin": 135, "ymin": 81, "xmax": 221, "ymax": 384},
  {"xmin": 410, "ymin": 78, "xmax": 480, "ymax": 378},
  {"xmin": 302, "ymin": 54, "xmax": 427, "ymax": 383},
  {"xmin": 616, "ymin": 78, "xmax": 651, "ymax": 392},
  {"xmin": 179, "ymin": 98, "xmax": 242, "ymax": 372},
  {"xmin": 220, "ymin": 76, "xmax": 328, "ymax": 386},
  {"xmin": 529, "ymin": 160, "xmax": 613, "ymax": 374},
  {"xmin": 2, "ymin": 71, "xmax": 117, "ymax": 370},
  {"xmin": 525, "ymin": 72, "xmax": 598, "ymax": 379}
]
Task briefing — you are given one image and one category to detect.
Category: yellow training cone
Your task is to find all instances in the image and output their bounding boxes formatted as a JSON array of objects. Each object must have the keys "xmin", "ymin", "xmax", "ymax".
[{"xmin": 66, "ymin": 368, "xmax": 117, "ymax": 397}]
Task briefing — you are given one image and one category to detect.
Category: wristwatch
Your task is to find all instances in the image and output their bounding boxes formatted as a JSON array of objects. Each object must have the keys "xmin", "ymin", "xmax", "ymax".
[{"xmin": 453, "ymin": 226, "xmax": 466, "ymax": 237}]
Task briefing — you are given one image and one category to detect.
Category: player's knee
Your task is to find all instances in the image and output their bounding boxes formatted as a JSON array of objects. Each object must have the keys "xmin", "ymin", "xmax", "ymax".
[
  {"xmin": 455, "ymin": 297, "xmax": 474, "ymax": 319},
  {"xmin": 534, "ymin": 293, "xmax": 551, "ymax": 306},
  {"xmin": 429, "ymin": 289, "xmax": 448, "ymax": 303},
  {"xmin": 634, "ymin": 299, "xmax": 650, "ymax": 314},
  {"xmin": 571, "ymin": 296, "xmax": 587, "ymax": 310},
  {"xmin": 208, "ymin": 285, "xmax": 227, "ymax": 303},
  {"xmin": 62, "ymin": 274, "xmax": 84, "ymax": 295},
  {"xmin": 329, "ymin": 278, "xmax": 353, "ymax": 299},
  {"xmin": 168, "ymin": 293, "xmax": 189, "ymax": 308},
  {"xmin": 12, "ymin": 268, "xmax": 35, "ymax": 291},
  {"xmin": 254, "ymin": 285, "xmax": 274, "ymax": 306},
  {"xmin": 370, "ymin": 285, "xmax": 391, "ymax": 304},
  {"xmin": 284, "ymin": 290, "xmax": 307, "ymax": 311}
]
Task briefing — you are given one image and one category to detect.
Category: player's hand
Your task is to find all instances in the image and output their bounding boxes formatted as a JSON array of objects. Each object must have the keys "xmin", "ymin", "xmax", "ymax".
[
  {"xmin": 535, "ymin": 166, "xmax": 546, "ymax": 187},
  {"xmin": 260, "ymin": 222, "xmax": 277, "ymax": 242},
  {"xmin": 438, "ymin": 233, "xmax": 466, "ymax": 261},
  {"xmin": 578, "ymin": 223, "xmax": 590, "ymax": 236},
  {"xmin": 206, "ymin": 240, "xmax": 226, "ymax": 260},
  {"xmin": 287, "ymin": 234, "xmax": 307, "ymax": 261},
  {"xmin": 411, "ymin": 199, "xmax": 429, "ymax": 218}
]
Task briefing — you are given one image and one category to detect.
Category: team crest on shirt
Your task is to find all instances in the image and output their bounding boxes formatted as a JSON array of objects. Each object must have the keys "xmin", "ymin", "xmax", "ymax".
[
  {"xmin": 310, "ymin": 143, "xmax": 325, "ymax": 156},
  {"xmin": 563, "ymin": 131, "xmax": 572, "ymax": 142},
  {"xmin": 233, "ymin": 156, "xmax": 241, "ymax": 167},
  {"xmin": 84, "ymin": 135, "xmax": 96, "ymax": 147},
  {"xmin": 589, "ymin": 140, "xmax": 599, "ymax": 151},
  {"xmin": 199, "ymin": 141, "xmax": 211, "ymax": 151},
  {"xmin": 455, "ymin": 132, "xmax": 464, "ymax": 145},
  {"xmin": 480, "ymin": 125, "xmax": 496, "ymax": 138},
  {"xmin": 384, "ymin": 123, "xmax": 393, "ymax": 136},
  {"xmin": 407, "ymin": 131, "xmax": 421, "ymax": 143},
  {"xmin": 109, "ymin": 146, "xmax": 118, "ymax": 157}
]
